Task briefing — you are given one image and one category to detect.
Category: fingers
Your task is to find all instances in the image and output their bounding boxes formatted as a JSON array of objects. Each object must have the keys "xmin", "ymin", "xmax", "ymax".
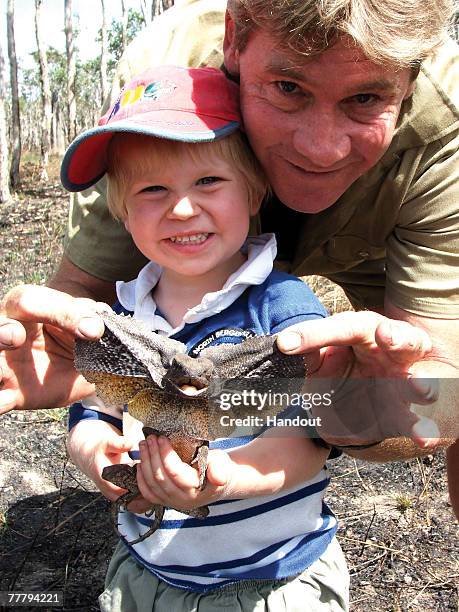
[
  {"xmin": 1, "ymin": 285, "xmax": 105, "ymax": 340},
  {"xmin": 375, "ymin": 318, "xmax": 432, "ymax": 365},
  {"xmin": 95, "ymin": 474, "xmax": 129, "ymax": 502},
  {"xmin": 277, "ymin": 312, "xmax": 434, "ymax": 378},
  {"xmin": 94, "ymin": 442, "xmax": 134, "ymax": 501},
  {"xmin": 410, "ymin": 416, "xmax": 441, "ymax": 448},
  {"xmin": 0, "ymin": 318, "xmax": 27, "ymax": 350},
  {"xmin": 137, "ymin": 436, "xmax": 200, "ymax": 507},
  {"xmin": 276, "ymin": 311, "xmax": 384, "ymax": 354},
  {"xmin": 105, "ymin": 436, "xmax": 133, "ymax": 456},
  {"xmin": 0, "ymin": 388, "xmax": 21, "ymax": 415}
]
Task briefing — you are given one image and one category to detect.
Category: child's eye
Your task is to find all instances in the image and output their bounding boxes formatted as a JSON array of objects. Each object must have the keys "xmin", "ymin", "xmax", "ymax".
[
  {"xmin": 197, "ymin": 176, "xmax": 220, "ymax": 185},
  {"xmin": 141, "ymin": 185, "xmax": 166, "ymax": 193}
]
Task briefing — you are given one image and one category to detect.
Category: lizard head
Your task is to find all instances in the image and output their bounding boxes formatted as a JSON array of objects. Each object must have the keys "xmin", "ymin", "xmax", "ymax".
[{"xmin": 163, "ymin": 354, "xmax": 214, "ymax": 397}]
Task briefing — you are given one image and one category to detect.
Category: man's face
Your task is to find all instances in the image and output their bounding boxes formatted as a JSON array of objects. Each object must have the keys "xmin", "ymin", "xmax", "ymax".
[{"xmin": 225, "ymin": 26, "xmax": 415, "ymax": 213}]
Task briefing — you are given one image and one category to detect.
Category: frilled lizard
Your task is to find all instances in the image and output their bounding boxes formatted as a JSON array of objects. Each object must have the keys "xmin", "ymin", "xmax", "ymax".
[{"xmin": 74, "ymin": 306, "xmax": 308, "ymax": 543}]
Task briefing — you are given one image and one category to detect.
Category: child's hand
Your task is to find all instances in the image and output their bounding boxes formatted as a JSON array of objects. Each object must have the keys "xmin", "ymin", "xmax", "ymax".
[
  {"xmin": 66, "ymin": 419, "xmax": 133, "ymax": 501},
  {"xmin": 136, "ymin": 435, "xmax": 233, "ymax": 512}
]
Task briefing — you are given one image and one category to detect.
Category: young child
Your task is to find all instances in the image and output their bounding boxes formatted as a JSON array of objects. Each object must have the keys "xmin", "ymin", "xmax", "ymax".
[{"xmin": 61, "ymin": 66, "xmax": 348, "ymax": 611}]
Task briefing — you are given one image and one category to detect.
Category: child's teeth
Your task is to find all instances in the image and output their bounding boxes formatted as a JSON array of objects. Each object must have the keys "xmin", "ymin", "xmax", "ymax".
[{"xmin": 170, "ymin": 233, "xmax": 209, "ymax": 244}]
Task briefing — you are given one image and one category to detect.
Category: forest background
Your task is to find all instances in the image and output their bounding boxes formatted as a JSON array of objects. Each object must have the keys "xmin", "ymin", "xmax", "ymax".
[{"xmin": 0, "ymin": 1, "xmax": 458, "ymax": 610}]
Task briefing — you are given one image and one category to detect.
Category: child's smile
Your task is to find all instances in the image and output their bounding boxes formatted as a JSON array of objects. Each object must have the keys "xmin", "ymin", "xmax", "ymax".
[
  {"xmin": 124, "ymin": 152, "xmax": 258, "ymax": 285},
  {"xmin": 168, "ymin": 232, "xmax": 212, "ymax": 246}
]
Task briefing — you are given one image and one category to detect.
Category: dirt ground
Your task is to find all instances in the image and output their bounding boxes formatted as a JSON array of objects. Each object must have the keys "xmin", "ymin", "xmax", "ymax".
[{"xmin": 0, "ymin": 163, "xmax": 457, "ymax": 611}]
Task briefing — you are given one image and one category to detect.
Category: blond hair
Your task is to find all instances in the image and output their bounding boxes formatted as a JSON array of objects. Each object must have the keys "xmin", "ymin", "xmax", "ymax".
[
  {"xmin": 227, "ymin": 0, "xmax": 455, "ymax": 68},
  {"xmin": 106, "ymin": 132, "xmax": 268, "ymax": 220}
]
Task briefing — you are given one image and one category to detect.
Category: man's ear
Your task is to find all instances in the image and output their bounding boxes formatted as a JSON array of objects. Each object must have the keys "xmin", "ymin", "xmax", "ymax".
[
  {"xmin": 223, "ymin": 10, "xmax": 240, "ymax": 77},
  {"xmin": 403, "ymin": 79, "xmax": 416, "ymax": 100}
]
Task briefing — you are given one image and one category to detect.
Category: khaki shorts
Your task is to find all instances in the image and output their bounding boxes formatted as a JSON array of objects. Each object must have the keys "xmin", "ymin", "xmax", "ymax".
[{"xmin": 99, "ymin": 537, "xmax": 349, "ymax": 612}]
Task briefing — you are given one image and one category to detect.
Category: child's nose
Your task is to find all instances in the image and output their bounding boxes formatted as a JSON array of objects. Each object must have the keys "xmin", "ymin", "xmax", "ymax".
[{"xmin": 168, "ymin": 196, "xmax": 199, "ymax": 219}]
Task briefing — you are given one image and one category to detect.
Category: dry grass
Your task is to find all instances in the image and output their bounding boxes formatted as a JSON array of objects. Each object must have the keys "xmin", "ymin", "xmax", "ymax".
[{"xmin": 303, "ymin": 274, "xmax": 353, "ymax": 314}]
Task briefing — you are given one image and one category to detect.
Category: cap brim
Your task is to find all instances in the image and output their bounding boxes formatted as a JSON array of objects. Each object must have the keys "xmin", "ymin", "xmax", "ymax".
[{"xmin": 61, "ymin": 114, "xmax": 240, "ymax": 192}]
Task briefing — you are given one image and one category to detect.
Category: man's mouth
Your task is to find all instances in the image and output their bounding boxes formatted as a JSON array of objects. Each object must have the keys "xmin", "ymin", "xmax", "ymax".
[
  {"xmin": 169, "ymin": 233, "xmax": 209, "ymax": 244},
  {"xmin": 286, "ymin": 159, "xmax": 347, "ymax": 175}
]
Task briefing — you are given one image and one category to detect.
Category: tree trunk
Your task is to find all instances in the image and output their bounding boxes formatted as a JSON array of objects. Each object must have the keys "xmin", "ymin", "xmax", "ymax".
[
  {"xmin": 0, "ymin": 36, "xmax": 11, "ymax": 203},
  {"xmin": 100, "ymin": 0, "xmax": 108, "ymax": 104},
  {"xmin": 120, "ymin": 0, "xmax": 128, "ymax": 55},
  {"xmin": 152, "ymin": 1, "xmax": 174, "ymax": 18},
  {"xmin": 35, "ymin": 0, "xmax": 52, "ymax": 181},
  {"xmin": 139, "ymin": 0, "xmax": 153, "ymax": 25},
  {"xmin": 7, "ymin": 0, "xmax": 21, "ymax": 189},
  {"xmin": 65, "ymin": 0, "xmax": 77, "ymax": 143}
]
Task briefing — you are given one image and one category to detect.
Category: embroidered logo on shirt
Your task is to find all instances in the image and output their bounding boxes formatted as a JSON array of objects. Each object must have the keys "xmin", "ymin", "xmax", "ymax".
[{"xmin": 189, "ymin": 327, "xmax": 257, "ymax": 357}]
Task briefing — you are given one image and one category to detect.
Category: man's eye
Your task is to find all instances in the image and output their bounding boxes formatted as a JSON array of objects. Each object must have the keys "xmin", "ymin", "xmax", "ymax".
[
  {"xmin": 276, "ymin": 81, "xmax": 299, "ymax": 94},
  {"xmin": 353, "ymin": 93, "xmax": 379, "ymax": 105},
  {"xmin": 141, "ymin": 185, "xmax": 165, "ymax": 193},
  {"xmin": 197, "ymin": 176, "xmax": 220, "ymax": 185}
]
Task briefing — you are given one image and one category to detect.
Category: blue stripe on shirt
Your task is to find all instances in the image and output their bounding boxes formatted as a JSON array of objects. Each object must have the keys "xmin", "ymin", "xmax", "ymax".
[{"xmin": 133, "ymin": 477, "xmax": 330, "ymax": 529}]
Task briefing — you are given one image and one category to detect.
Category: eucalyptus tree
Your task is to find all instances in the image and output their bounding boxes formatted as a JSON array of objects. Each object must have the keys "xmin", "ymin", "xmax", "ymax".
[
  {"xmin": 34, "ymin": 0, "xmax": 52, "ymax": 180},
  {"xmin": 7, "ymin": 0, "xmax": 21, "ymax": 189},
  {"xmin": 100, "ymin": 0, "xmax": 109, "ymax": 104},
  {"xmin": 65, "ymin": 0, "xmax": 77, "ymax": 143},
  {"xmin": 0, "ymin": 37, "xmax": 11, "ymax": 203}
]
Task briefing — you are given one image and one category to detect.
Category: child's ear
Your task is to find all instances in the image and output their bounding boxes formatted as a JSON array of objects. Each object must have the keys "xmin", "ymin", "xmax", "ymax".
[
  {"xmin": 250, "ymin": 198, "xmax": 263, "ymax": 216},
  {"xmin": 124, "ymin": 218, "xmax": 131, "ymax": 233}
]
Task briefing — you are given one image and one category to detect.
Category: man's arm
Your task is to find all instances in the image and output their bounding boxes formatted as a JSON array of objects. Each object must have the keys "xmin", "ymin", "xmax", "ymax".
[{"xmin": 48, "ymin": 255, "xmax": 117, "ymax": 303}]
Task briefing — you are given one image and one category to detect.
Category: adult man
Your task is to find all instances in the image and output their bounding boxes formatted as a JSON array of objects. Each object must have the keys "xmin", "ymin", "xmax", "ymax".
[{"xmin": 0, "ymin": 0, "xmax": 458, "ymax": 476}]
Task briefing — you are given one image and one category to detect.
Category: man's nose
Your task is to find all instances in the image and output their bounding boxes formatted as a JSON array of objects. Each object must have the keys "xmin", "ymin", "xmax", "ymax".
[
  {"xmin": 292, "ymin": 111, "xmax": 351, "ymax": 168},
  {"xmin": 168, "ymin": 196, "xmax": 200, "ymax": 219}
]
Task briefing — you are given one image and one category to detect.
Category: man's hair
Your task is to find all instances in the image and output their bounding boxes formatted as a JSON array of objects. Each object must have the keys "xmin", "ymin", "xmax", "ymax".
[
  {"xmin": 227, "ymin": 0, "xmax": 455, "ymax": 68},
  {"xmin": 106, "ymin": 132, "xmax": 269, "ymax": 220}
]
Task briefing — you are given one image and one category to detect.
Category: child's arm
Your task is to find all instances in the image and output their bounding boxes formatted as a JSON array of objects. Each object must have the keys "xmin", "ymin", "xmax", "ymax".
[
  {"xmin": 135, "ymin": 430, "xmax": 330, "ymax": 512},
  {"xmin": 67, "ymin": 419, "xmax": 134, "ymax": 501}
]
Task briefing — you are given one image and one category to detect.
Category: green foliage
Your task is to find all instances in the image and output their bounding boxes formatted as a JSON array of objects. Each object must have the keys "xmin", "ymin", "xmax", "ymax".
[
  {"xmin": 41, "ymin": 408, "xmax": 68, "ymax": 422},
  {"xmin": 14, "ymin": 9, "xmax": 145, "ymax": 152},
  {"xmin": 393, "ymin": 493, "xmax": 413, "ymax": 513},
  {"xmin": 107, "ymin": 9, "xmax": 145, "ymax": 63}
]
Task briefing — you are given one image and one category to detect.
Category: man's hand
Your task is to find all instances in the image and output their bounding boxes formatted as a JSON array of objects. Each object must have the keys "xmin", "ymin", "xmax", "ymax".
[
  {"xmin": 0, "ymin": 285, "xmax": 105, "ymax": 413},
  {"xmin": 276, "ymin": 311, "xmax": 450, "ymax": 450}
]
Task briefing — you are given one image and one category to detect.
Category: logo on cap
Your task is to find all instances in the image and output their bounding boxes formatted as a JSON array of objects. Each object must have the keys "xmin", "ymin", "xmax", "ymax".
[
  {"xmin": 144, "ymin": 79, "xmax": 176, "ymax": 100},
  {"xmin": 107, "ymin": 79, "xmax": 177, "ymax": 123}
]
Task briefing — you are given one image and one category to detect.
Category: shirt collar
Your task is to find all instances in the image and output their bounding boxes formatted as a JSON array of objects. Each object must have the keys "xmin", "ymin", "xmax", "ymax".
[{"xmin": 116, "ymin": 233, "xmax": 277, "ymax": 335}]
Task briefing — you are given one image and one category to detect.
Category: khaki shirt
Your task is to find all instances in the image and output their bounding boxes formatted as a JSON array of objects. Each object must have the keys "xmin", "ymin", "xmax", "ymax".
[{"xmin": 65, "ymin": 0, "xmax": 459, "ymax": 317}]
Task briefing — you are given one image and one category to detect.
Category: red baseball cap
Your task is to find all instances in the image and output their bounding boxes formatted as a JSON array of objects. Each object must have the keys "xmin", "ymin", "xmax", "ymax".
[{"xmin": 61, "ymin": 65, "xmax": 241, "ymax": 192}]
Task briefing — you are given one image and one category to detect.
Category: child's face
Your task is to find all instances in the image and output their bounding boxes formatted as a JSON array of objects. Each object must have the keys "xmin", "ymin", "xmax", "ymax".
[{"xmin": 123, "ymin": 148, "xmax": 257, "ymax": 280}]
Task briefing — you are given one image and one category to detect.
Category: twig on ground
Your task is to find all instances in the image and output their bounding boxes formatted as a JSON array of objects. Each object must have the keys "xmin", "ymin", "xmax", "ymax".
[
  {"xmin": 339, "ymin": 536, "xmax": 411, "ymax": 561},
  {"xmin": 352, "ymin": 458, "xmax": 371, "ymax": 492},
  {"xmin": 44, "ymin": 495, "xmax": 103, "ymax": 538},
  {"xmin": 358, "ymin": 504, "xmax": 376, "ymax": 557}
]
